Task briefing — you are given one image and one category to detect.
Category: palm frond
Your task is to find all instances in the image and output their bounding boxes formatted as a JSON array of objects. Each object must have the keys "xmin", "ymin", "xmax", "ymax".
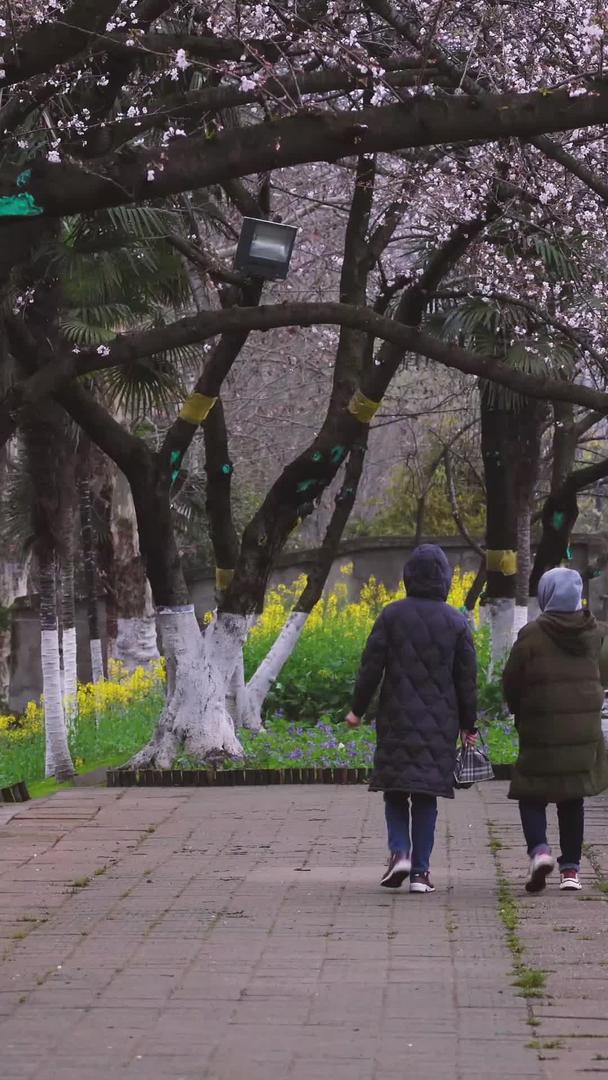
[
  {"xmin": 99, "ymin": 356, "xmax": 188, "ymax": 418},
  {"xmin": 0, "ymin": 454, "xmax": 35, "ymax": 555}
]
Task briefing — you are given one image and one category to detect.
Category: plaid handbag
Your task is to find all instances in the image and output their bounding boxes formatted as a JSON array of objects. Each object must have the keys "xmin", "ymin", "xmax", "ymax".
[{"xmin": 454, "ymin": 738, "xmax": 495, "ymax": 790}]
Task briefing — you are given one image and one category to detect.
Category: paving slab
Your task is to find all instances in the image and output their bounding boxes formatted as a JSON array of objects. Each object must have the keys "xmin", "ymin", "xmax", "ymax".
[
  {"xmin": 480, "ymin": 783, "xmax": 608, "ymax": 1078},
  {"xmin": 1, "ymin": 781, "xmax": 606, "ymax": 1078}
]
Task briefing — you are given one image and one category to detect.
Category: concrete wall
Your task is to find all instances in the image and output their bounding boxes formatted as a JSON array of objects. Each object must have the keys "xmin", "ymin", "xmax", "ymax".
[{"xmin": 8, "ymin": 534, "xmax": 606, "ymax": 711}]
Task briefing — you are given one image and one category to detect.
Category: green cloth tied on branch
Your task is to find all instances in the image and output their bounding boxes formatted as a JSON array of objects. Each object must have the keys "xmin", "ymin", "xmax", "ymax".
[{"xmin": 0, "ymin": 192, "xmax": 43, "ymax": 217}]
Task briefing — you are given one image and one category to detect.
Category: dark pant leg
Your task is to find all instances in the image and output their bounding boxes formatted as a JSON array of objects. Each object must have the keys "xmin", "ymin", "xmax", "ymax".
[
  {"xmin": 518, "ymin": 800, "xmax": 550, "ymax": 856},
  {"xmin": 384, "ymin": 792, "xmax": 411, "ymax": 855},
  {"xmin": 556, "ymin": 798, "xmax": 584, "ymax": 870},
  {"xmin": 410, "ymin": 793, "xmax": 438, "ymax": 874}
]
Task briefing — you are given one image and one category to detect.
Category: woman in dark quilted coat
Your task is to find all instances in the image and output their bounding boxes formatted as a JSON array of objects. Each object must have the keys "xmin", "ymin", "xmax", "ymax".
[
  {"xmin": 346, "ymin": 544, "xmax": 478, "ymax": 893},
  {"xmin": 503, "ymin": 567, "xmax": 608, "ymax": 895}
]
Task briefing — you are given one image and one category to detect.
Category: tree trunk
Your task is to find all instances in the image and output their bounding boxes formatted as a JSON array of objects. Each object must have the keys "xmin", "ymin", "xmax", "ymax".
[
  {"xmin": 77, "ymin": 442, "xmax": 104, "ymax": 682},
  {"xmin": 22, "ymin": 401, "xmax": 76, "ymax": 781},
  {"xmin": 60, "ymin": 532, "xmax": 78, "ymax": 730},
  {"xmin": 0, "ymin": 558, "xmax": 30, "ymax": 709},
  {"xmin": 60, "ymin": 465, "xmax": 78, "ymax": 729},
  {"xmin": 513, "ymin": 399, "xmax": 546, "ymax": 637},
  {"xmin": 529, "ymin": 402, "xmax": 579, "ymax": 595},
  {"xmin": 480, "ymin": 391, "xmax": 518, "ymax": 662},
  {"xmin": 242, "ymin": 439, "xmax": 368, "ymax": 730},
  {"xmin": 110, "ymin": 470, "xmax": 160, "ymax": 671},
  {"xmin": 130, "ymin": 607, "xmax": 246, "ymax": 767},
  {"xmin": 514, "ymin": 503, "xmax": 531, "ymax": 637},
  {"xmin": 39, "ymin": 552, "xmax": 73, "ymax": 780},
  {"xmin": 464, "ymin": 559, "xmax": 486, "ymax": 626}
]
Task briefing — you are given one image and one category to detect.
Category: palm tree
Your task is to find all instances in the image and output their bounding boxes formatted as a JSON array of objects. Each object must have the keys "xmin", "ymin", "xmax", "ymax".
[
  {"xmin": 21, "ymin": 403, "xmax": 75, "ymax": 781},
  {"xmin": 55, "ymin": 205, "xmax": 198, "ymax": 673},
  {"xmin": 432, "ymin": 270, "xmax": 577, "ymax": 656}
]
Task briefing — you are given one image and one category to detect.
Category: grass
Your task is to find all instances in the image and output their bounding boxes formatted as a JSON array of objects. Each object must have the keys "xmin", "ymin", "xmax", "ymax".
[
  {"xmin": 71, "ymin": 877, "xmax": 90, "ymax": 889},
  {"xmin": 488, "ymin": 820, "xmax": 548, "ymax": 1013},
  {"xmin": 514, "ymin": 965, "xmax": 547, "ymax": 998},
  {"xmin": 27, "ymin": 753, "xmax": 133, "ymax": 799}
]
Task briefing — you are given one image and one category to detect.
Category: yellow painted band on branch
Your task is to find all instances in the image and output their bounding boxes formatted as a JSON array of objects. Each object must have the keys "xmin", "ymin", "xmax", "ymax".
[
  {"xmin": 348, "ymin": 389, "xmax": 381, "ymax": 424},
  {"xmin": 179, "ymin": 393, "xmax": 218, "ymax": 425},
  {"xmin": 215, "ymin": 568, "xmax": 235, "ymax": 590},
  {"xmin": 486, "ymin": 549, "xmax": 517, "ymax": 576}
]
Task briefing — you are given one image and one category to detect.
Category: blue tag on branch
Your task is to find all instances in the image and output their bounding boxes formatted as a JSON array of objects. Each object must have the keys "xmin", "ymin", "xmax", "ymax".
[
  {"xmin": 551, "ymin": 510, "xmax": 565, "ymax": 530},
  {"xmin": 16, "ymin": 169, "xmax": 32, "ymax": 188}
]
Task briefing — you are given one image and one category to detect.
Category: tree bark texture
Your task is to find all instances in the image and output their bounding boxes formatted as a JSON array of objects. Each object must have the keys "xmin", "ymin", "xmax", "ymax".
[
  {"xmin": 77, "ymin": 444, "xmax": 104, "ymax": 682},
  {"xmin": 22, "ymin": 403, "xmax": 75, "ymax": 781}
]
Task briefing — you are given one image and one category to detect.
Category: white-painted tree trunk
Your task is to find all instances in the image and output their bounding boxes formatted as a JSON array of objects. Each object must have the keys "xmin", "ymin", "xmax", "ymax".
[
  {"xmin": 112, "ymin": 574, "xmax": 159, "ymax": 671},
  {"xmin": 90, "ymin": 639, "xmax": 104, "ymax": 683},
  {"xmin": 512, "ymin": 605, "xmax": 529, "ymax": 640},
  {"xmin": 528, "ymin": 597, "xmax": 540, "ymax": 622},
  {"xmin": 489, "ymin": 598, "xmax": 515, "ymax": 666},
  {"xmin": 226, "ymin": 648, "xmax": 261, "ymax": 731},
  {"xmin": 240, "ymin": 611, "xmax": 309, "ymax": 730},
  {"xmin": 129, "ymin": 608, "xmax": 246, "ymax": 768},
  {"xmin": 41, "ymin": 629, "xmax": 74, "ymax": 780},
  {"xmin": 62, "ymin": 625, "xmax": 78, "ymax": 730},
  {"xmin": 113, "ymin": 615, "xmax": 160, "ymax": 672},
  {"xmin": 0, "ymin": 557, "xmax": 30, "ymax": 707}
]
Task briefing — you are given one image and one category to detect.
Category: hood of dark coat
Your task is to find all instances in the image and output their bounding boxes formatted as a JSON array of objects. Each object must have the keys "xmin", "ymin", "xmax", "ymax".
[
  {"xmin": 538, "ymin": 610, "xmax": 598, "ymax": 656},
  {"xmin": 404, "ymin": 544, "xmax": 452, "ymax": 601}
]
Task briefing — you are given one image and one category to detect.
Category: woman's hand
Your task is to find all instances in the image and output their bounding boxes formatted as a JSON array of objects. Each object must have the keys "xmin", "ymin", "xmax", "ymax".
[
  {"xmin": 460, "ymin": 729, "xmax": 478, "ymax": 747},
  {"xmin": 345, "ymin": 711, "xmax": 362, "ymax": 728}
]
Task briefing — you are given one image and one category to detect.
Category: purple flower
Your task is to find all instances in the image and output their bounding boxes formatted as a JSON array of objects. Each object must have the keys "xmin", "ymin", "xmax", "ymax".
[{"xmin": 288, "ymin": 747, "xmax": 304, "ymax": 760}]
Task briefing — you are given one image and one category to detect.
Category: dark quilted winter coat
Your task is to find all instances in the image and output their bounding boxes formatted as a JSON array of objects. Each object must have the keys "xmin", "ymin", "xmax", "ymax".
[
  {"xmin": 503, "ymin": 611, "xmax": 608, "ymax": 803},
  {"xmin": 352, "ymin": 545, "xmax": 478, "ymax": 798}
]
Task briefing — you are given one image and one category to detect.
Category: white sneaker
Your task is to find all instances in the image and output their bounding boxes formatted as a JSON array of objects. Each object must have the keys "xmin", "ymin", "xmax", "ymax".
[
  {"xmin": 410, "ymin": 872, "xmax": 435, "ymax": 894},
  {"xmin": 380, "ymin": 852, "xmax": 411, "ymax": 888},
  {"xmin": 560, "ymin": 870, "xmax": 582, "ymax": 891},
  {"xmin": 525, "ymin": 851, "xmax": 555, "ymax": 894}
]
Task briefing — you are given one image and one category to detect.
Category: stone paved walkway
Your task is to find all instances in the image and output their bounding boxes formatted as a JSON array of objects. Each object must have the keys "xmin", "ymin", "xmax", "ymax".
[{"xmin": 0, "ymin": 783, "xmax": 607, "ymax": 1080}]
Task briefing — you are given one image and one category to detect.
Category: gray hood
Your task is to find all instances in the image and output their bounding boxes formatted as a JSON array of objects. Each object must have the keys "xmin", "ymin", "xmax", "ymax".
[{"xmin": 538, "ymin": 567, "xmax": 583, "ymax": 613}]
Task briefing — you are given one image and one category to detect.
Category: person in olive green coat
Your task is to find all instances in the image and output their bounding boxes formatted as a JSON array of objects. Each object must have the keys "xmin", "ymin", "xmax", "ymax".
[{"xmin": 503, "ymin": 567, "xmax": 608, "ymax": 895}]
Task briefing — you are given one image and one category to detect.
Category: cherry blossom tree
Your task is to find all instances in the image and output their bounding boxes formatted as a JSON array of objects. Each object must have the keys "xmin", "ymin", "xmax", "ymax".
[{"xmin": 3, "ymin": 0, "xmax": 608, "ymax": 762}]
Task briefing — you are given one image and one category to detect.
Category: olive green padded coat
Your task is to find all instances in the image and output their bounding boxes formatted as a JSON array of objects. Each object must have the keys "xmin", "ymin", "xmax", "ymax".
[{"xmin": 503, "ymin": 611, "xmax": 608, "ymax": 803}]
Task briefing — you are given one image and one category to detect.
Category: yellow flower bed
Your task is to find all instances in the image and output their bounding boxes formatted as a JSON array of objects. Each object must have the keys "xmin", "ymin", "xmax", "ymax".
[
  {"xmin": 0, "ymin": 658, "xmax": 166, "ymax": 741},
  {"xmin": 1, "ymin": 570, "xmax": 474, "ymax": 740},
  {"xmin": 249, "ymin": 563, "xmax": 477, "ymax": 643}
]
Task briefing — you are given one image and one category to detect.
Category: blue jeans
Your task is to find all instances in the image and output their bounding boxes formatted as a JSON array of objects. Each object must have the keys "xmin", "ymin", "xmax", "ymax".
[
  {"xmin": 384, "ymin": 791, "xmax": 438, "ymax": 874},
  {"xmin": 519, "ymin": 798, "xmax": 584, "ymax": 871}
]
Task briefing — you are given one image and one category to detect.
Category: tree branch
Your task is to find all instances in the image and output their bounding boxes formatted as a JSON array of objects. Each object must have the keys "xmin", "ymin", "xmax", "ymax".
[
  {"xmin": 203, "ymin": 398, "xmax": 240, "ymax": 577},
  {"xmin": 444, "ymin": 449, "xmax": 485, "ymax": 557},
  {"xmin": 365, "ymin": 0, "xmax": 608, "ymax": 210},
  {"xmin": 0, "ymin": 0, "xmax": 121, "ymax": 87},
  {"xmin": 74, "ymin": 61, "xmax": 446, "ymax": 153},
  {"xmin": 57, "ymin": 383, "xmax": 149, "ymax": 479},
  {"xmin": 6, "ymin": 297, "xmax": 608, "ymax": 456},
  {"xmin": 7, "ymin": 85, "xmax": 608, "ymax": 222}
]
